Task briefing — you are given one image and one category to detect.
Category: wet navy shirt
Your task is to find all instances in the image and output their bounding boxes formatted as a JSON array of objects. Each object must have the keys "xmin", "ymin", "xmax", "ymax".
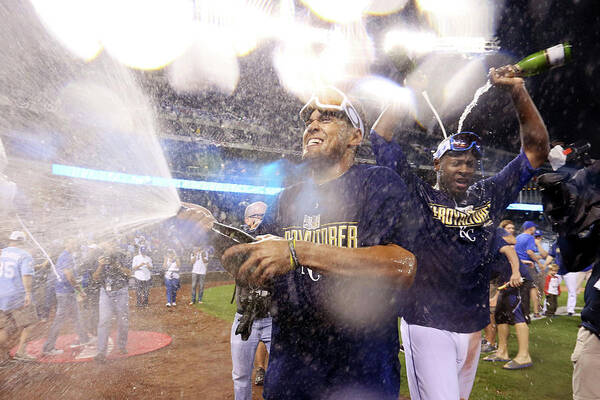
[
  {"xmin": 581, "ymin": 262, "xmax": 600, "ymax": 337},
  {"xmin": 487, "ymin": 228, "xmax": 511, "ymax": 282},
  {"xmin": 371, "ymin": 131, "xmax": 535, "ymax": 333},
  {"xmin": 487, "ymin": 228, "xmax": 531, "ymax": 283},
  {"xmin": 260, "ymin": 164, "xmax": 415, "ymax": 400},
  {"xmin": 548, "ymin": 241, "xmax": 569, "ymax": 275}
]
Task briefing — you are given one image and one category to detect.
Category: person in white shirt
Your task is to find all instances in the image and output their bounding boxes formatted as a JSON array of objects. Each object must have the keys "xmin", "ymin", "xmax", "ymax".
[
  {"xmin": 163, "ymin": 249, "xmax": 180, "ymax": 307},
  {"xmin": 132, "ymin": 246, "xmax": 153, "ymax": 307},
  {"xmin": 189, "ymin": 247, "xmax": 208, "ymax": 305}
]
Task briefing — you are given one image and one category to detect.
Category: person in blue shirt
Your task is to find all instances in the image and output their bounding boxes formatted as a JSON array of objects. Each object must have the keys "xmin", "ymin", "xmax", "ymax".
[
  {"xmin": 515, "ymin": 221, "xmax": 546, "ymax": 317},
  {"xmin": 0, "ymin": 231, "xmax": 38, "ymax": 363},
  {"xmin": 369, "ymin": 65, "xmax": 549, "ymax": 399},
  {"xmin": 181, "ymin": 87, "xmax": 417, "ymax": 400},
  {"xmin": 42, "ymin": 238, "xmax": 90, "ymax": 356}
]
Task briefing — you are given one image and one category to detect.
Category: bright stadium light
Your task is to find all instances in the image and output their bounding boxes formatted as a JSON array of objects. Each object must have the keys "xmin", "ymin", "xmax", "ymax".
[
  {"xmin": 354, "ymin": 76, "xmax": 416, "ymax": 112},
  {"xmin": 193, "ymin": 0, "xmax": 274, "ymax": 58},
  {"xmin": 301, "ymin": 0, "xmax": 370, "ymax": 23},
  {"xmin": 384, "ymin": 30, "xmax": 498, "ymax": 58},
  {"xmin": 384, "ymin": 30, "xmax": 436, "ymax": 57},
  {"xmin": 30, "ymin": 0, "xmax": 103, "ymax": 61},
  {"xmin": 416, "ymin": 0, "xmax": 470, "ymax": 16},
  {"xmin": 365, "ymin": 0, "xmax": 410, "ymax": 16},
  {"xmin": 416, "ymin": 0, "xmax": 497, "ymax": 41},
  {"xmin": 100, "ymin": 0, "xmax": 195, "ymax": 70},
  {"xmin": 167, "ymin": 25, "xmax": 240, "ymax": 96},
  {"xmin": 275, "ymin": 20, "xmax": 373, "ymax": 99}
]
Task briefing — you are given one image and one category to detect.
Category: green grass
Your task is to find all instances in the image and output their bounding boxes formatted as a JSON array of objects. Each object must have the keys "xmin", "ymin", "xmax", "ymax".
[
  {"xmin": 202, "ymin": 284, "xmax": 581, "ymax": 399},
  {"xmin": 557, "ymin": 281, "xmax": 586, "ymax": 308},
  {"xmin": 195, "ymin": 284, "xmax": 237, "ymax": 321},
  {"xmin": 469, "ymin": 316, "xmax": 580, "ymax": 399}
]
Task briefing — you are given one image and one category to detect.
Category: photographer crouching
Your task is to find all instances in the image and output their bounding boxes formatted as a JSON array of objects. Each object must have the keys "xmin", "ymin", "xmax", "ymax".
[
  {"xmin": 539, "ymin": 145, "xmax": 600, "ymax": 399},
  {"xmin": 92, "ymin": 249, "xmax": 131, "ymax": 363}
]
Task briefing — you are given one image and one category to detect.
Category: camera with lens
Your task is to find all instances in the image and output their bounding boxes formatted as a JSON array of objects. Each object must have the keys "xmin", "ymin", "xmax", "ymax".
[
  {"xmin": 235, "ymin": 287, "xmax": 271, "ymax": 341},
  {"xmin": 538, "ymin": 143, "xmax": 600, "ymax": 271}
]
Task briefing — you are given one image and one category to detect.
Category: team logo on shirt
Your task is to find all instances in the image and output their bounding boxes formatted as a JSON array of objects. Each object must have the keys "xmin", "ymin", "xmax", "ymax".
[
  {"xmin": 428, "ymin": 201, "xmax": 492, "ymax": 228},
  {"xmin": 303, "ymin": 214, "xmax": 321, "ymax": 230}
]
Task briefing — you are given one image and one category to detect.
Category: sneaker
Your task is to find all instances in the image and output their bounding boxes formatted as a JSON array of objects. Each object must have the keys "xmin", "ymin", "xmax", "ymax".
[
  {"xmin": 166, "ymin": 303, "xmax": 171, "ymax": 307},
  {"xmin": 254, "ymin": 367, "xmax": 265, "ymax": 386},
  {"xmin": 13, "ymin": 352, "xmax": 37, "ymax": 362},
  {"xmin": 42, "ymin": 349, "xmax": 64, "ymax": 356},
  {"xmin": 481, "ymin": 342, "xmax": 497, "ymax": 353},
  {"xmin": 117, "ymin": 348, "xmax": 128, "ymax": 355},
  {"xmin": 189, "ymin": 302, "xmax": 195, "ymax": 305},
  {"xmin": 568, "ymin": 312, "xmax": 574, "ymax": 316},
  {"xmin": 94, "ymin": 353, "xmax": 107, "ymax": 363},
  {"xmin": 399, "ymin": 344, "xmax": 405, "ymax": 353},
  {"xmin": 172, "ymin": 302, "xmax": 176, "ymax": 306},
  {"xmin": 70, "ymin": 336, "xmax": 96, "ymax": 348},
  {"xmin": 198, "ymin": 301, "xmax": 203, "ymax": 304}
]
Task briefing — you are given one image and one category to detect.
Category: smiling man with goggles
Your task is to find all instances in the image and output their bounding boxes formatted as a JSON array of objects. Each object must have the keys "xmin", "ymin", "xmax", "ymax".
[
  {"xmin": 299, "ymin": 86, "xmax": 364, "ymax": 136},
  {"xmin": 433, "ymin": 132, "xmax": 483, "ymax": 160}
]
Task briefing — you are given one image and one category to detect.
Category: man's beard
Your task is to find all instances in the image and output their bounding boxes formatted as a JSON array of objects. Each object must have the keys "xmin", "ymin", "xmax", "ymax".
[{"xmin": 302, "ymin": 132, "xmax": 347, "ymax": 166}]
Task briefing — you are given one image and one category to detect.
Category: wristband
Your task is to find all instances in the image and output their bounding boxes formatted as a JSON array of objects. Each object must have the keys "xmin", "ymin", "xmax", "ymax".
[{"xmin": 288, "ymin": 239, "xmax": 299, "ymax": 270}]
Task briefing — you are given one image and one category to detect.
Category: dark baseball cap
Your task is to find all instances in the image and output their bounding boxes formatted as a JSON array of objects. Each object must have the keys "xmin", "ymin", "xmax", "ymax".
[
  {"xmin": 534, "ymin": 229, "xmax": 542, "ymax": 237},
  {"xmin": 522, "ymin": 221, "xmax": 537, "ymax": 230}
]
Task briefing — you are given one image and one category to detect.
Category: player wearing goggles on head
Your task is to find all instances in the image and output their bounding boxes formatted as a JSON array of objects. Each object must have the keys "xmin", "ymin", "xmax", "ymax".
[
  {"xmin": 217, "ymin": 86, "xmax": 417, "ymax": 400},
  {"xmin": 370, "ymin": 65, "xmax": 549, "ymax": 399}
]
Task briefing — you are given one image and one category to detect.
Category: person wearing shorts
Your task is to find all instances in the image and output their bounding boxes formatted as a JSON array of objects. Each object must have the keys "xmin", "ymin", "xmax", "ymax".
[
  {"xmin": 0, "ymin": 231, "xmax": 38, "ymax": 362},
  {"xmin": 490, "ymin": 276, "xmax": 533, "ymax": 369}
]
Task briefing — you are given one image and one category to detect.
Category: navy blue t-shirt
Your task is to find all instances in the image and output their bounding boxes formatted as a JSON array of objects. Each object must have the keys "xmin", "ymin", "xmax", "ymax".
[
  {"xmin": 487, "ymin": 228, "xmax": 531, "ymax": 283},
  {"xmin": 371, "ymin": 131, "xmax": 535, "ymax": 332},
  {"xmin": 548, "ymin": 241, "xmax": 569, "ymax": 275},
  {"xmin": 260, "ymin": 164, "xmax": 415, "ymax": 400},
  {"xmin": 581, "ymin": 262, "xmax": 600, "ymax": 337},
  {"xmin": 487, "ymin": 228, "xmax": 511, "ymax": 282}
]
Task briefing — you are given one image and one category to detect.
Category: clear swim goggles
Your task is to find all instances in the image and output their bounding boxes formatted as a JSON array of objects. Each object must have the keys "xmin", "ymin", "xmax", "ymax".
[
  {"xmin": 433, "ymin": 132, "xmax": 483, "ymax": 160},
  {"xmin": 299, "ymin": 86, "xmax": 364, "ymax": 135}
]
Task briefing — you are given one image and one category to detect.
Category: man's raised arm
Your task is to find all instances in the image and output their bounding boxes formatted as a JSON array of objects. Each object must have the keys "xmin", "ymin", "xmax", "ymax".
[{"xmin": 490, "ymin": 66, "xmax": 550, "ymax": 168}]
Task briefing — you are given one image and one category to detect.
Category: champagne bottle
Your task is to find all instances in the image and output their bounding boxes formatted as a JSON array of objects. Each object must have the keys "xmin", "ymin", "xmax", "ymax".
[
  {"xmin": 211, "ymin": 222, "xmax": 256, "ymax": 246},
  {"xmin": 513, "ymin": 43, "xmax": 572, "ymax": 77},
  {"xmin": 210, "ymin": 222, "xmax": 256, "ymax": 279}
]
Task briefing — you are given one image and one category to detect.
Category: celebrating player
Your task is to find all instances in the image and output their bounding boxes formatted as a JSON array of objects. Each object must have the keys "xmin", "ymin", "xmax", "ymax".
[
  {"xmin": 370, "ymin": 66, "xmax": 549, "ymax": 399},
  {"xmin": 217, "ymin": 87, "xmax": 416, "ymax": 399}
]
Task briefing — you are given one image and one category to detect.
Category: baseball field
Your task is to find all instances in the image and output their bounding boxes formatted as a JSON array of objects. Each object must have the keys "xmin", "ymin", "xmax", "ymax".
[{"xmin": 0, "ymin": 281, "xmax": 581, "ymax": 399}]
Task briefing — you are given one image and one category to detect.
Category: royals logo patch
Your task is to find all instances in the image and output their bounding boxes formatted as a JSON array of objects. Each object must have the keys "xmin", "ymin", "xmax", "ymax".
[{"xmin": 303, "ymin": 214, "xmax": 321, "ymax": 230}]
